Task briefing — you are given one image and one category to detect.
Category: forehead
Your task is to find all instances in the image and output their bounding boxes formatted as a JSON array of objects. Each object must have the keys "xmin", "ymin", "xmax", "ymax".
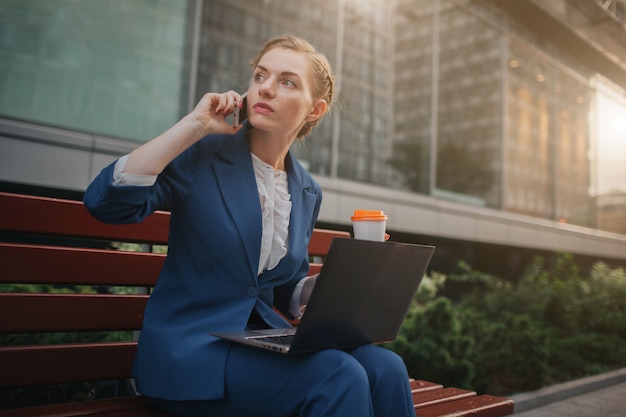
[{"xmin": 256, "ymin": 47, "xmax": 312, "ymax": 80}]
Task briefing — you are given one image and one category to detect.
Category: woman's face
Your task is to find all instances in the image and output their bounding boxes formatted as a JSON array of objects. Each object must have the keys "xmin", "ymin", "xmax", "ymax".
[{"xmin": 247, "ymin": 47, "xmax": 323, "ymax": 138}]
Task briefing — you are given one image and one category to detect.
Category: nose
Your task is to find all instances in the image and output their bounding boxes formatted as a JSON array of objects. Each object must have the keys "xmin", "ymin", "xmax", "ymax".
[{"xmin": 258, "ymin": 78, "xmax": 276, "ymax": 99}]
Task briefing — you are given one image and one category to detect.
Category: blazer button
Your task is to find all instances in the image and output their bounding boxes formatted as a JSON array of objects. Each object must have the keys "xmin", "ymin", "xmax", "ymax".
[{"xmin": 247, "ymin": 287, "xmax": 258, "ymax": 297}]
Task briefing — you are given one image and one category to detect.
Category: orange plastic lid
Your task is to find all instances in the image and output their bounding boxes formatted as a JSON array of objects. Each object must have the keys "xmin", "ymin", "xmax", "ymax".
[{"xmin": 351, "ymin": 209, "xmax": 387, "ymax": 221}]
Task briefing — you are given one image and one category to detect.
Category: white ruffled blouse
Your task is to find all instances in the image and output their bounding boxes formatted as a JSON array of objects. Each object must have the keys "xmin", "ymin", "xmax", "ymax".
[{"xmin": 250, "ymin": 153, "xmax": 292, "ymax": 275}]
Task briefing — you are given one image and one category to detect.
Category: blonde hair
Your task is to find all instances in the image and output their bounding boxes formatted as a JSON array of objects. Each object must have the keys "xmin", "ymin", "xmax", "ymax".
[{"xmin": 250, "ymin": 35, "xmax": 335, "ymax": 138}]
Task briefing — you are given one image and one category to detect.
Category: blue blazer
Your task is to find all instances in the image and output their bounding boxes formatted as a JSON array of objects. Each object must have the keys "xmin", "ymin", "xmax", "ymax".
[{"xmin": 83, "ymin": 123, "xmax": 322, "ymax": 400}]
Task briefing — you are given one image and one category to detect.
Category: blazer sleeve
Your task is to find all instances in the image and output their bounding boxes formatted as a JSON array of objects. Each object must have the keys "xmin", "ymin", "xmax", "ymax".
[{"xmin": 83, "ymin": 141, "xmax": 201, "ymax": 225}]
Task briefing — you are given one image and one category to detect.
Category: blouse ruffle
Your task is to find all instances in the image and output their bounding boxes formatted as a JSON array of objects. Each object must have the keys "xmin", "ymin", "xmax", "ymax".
[{"xmin": 251, "ymin": 153, "xmax": 291, "ymax": 275}]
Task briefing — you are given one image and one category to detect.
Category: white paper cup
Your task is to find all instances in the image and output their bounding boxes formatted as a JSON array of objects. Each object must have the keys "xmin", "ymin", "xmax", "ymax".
[{"xmin": 351, "ymin": 210, "xmax": 388, "ymax": 242}]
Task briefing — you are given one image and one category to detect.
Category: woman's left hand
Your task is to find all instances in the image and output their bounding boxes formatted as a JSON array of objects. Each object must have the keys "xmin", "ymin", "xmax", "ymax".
[{"xmin": 299, "ymin": 274, "xmax": 319, "ymax": 309}]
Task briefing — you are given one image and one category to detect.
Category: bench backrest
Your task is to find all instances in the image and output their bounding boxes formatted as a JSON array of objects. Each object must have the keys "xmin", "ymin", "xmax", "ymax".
[{"xmin": 0, "ymin": 192, "xmax": 349, "ymax": 388}]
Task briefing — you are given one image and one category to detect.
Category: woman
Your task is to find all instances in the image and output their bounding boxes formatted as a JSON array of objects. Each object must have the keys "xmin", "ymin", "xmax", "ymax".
[{"xmin": 84, "ymin": 35, "xmax": 414, "ymax": 417}]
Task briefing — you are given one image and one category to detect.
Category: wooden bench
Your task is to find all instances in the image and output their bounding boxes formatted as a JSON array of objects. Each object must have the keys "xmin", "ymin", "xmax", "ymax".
[{"xmin": 0, "ymin": 192, "xmax": 514, "ymax": 416}]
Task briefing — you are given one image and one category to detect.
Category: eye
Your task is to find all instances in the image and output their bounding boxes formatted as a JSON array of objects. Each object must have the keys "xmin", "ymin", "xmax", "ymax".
[
  {"xmin": 254, "ymin": 72, "xmax": 266, "ymax": 83},
  {"xmin": 282, "ymin": 79, "xmax": 297, "ymax": 88}
]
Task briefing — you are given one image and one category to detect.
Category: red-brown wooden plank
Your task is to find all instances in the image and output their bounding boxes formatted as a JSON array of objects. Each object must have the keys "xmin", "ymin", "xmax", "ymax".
[
  {"xmin": 0, "ymin": 293, "xmax": 148, "ymax": 332},
  {"xmin": 410, "ymin": 379, "xmax": 444, "ymax": 393},
  {"xmin": 414, "ymin": 395, "xmax": 515, "ymax": 417},
  {"xmin": 0, "ymin": 243, "xmax": 165, "ymax": 286},
  {"xmin": 413, "ymin": 387, "xmax": 476, "ymax": 409},
  {"xmin": 0, "ymin": 192, "xmax": 170, "ymax": 244},
  {"xmin": 0, "ymin": 395, "xmax": 175, "ymax": 417},
  {"xmin": 0, "ymin": 342, "xmax": 137, "ymax": 387},
  {"xmin": 307, "ymin": 228, "xmax": 350, "ymax": 257},
  {"xmin": 308, "ymin": 263, "xmax": 323, "ymax": 275}
]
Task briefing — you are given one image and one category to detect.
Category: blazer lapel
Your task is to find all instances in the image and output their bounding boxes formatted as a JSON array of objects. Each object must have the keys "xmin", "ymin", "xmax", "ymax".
[
  {"xmin": 285, "ymin": 151, "xmax": 316, "ymax": 251},
  {"xmin": 213, "ymin": 127, "xmax": 262, "ymax": 278}
]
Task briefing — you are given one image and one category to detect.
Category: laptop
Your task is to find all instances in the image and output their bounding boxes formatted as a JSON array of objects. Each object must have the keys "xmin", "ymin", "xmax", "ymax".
[{"xmin": 212, "ymin": 238, "xmax": 435, "ymax": 354}]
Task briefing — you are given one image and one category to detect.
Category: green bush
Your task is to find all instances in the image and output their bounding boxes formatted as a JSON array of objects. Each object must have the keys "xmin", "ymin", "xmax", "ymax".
[
  {"xmin": 387, "ymin": 296, "xmax": 475, "ymax": 389},
  {"xmin": 388, "ymin": 254, "xmax": 626, "ymax": 395},
  {"xmin": 465, "ymin": 312, "xmax": 550, "ymax": 394},
  {"xmin": 548, "ymin": 333, "xmax": 626, "ymax": 381}
]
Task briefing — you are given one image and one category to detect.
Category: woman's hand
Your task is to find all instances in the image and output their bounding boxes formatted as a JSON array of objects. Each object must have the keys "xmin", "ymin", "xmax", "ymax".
[
  {"xmin": 188, "ymin": 91, "xmax": 245, "ymax": 136},
  {"xmin": 299, "ymin": 273, "xmax": 319, "ymax": 310},
  {"xmin": 124, "ymin": 90, "xmax": 245, "ymax": 177}
]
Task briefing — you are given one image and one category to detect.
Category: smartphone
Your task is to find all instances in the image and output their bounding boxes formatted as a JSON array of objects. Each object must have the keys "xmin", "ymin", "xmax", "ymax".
[{"xmin": 233, "ymin": 92, "xmax": 248, "ymax": 127}]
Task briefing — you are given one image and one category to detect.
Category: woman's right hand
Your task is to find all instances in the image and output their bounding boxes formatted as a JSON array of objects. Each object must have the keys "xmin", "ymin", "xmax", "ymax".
[
  {"xmin": 188, "ymin": 91, "xmax": 245, "ymax": 136},
  {"xmin": 123, "ymin": 90, "xmax": 246, "ymax": 177}
]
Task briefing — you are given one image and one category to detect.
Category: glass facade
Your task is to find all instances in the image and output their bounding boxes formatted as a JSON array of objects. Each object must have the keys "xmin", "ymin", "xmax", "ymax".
[
  {"xmin": 506, "ymin": 39, "xmax": 592, "ymax": 225},
  {"xmin": 0, "ymin": 0, "xmax": 625, "ymax": 233},
  {"xmin": 392, "ymin": 2, "xmax": 435, "ymax": 195},
  {"xmin": 334, "ymin": 1, "xmax": 394, "ymax": 187},
  {"xmin": 394, "ymin": 0, "xmax": 598, "ymax": 227},
  {"xmin": 0, "ymin": 0, "xmax": 191, "ymax": 142},
  {"xmin": 394, "ymin": 1, "xmax": 504, "ymax": 207},
  {"xmin": 433, "ymin": 2, "xmax": 503, "ymax": 208},
  {"xmin": 594, "ymin": 79, "xmax": 626, "ymax": 197}
]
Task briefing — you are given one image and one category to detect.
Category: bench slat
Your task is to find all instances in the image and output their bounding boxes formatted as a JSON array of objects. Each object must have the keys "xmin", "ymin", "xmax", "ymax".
[
  {"xmin": 308, "ymin": 263, "xmax": 322, "ymax": 275},
  {"xmin": 0, "ymin": 293, "xmax": 147, "ymax": 332},
  {"xmin": 0, "ymin": 343, "xmax": 137, "ymax": 387},
  {"xmin": 0, "ymin": 243, "xmax": 165, "ymax": 286},
  {"xmin": 414, "ymin": 395, "xmax": 515, "ymax": 417},
  {"xmin": 0, "ymin": 396, "xmax": 174, "ymax": 417},
  {"xmin": 410, "ymin": 378, "xmax": 444, "ymax": 393},
  {"xmin": 412, "ymin": 387, "xmax": 476, "ymax": 409},
  {"xmin": 307, "ymin": 228, "xmax": 350, "ymax": 257},
  {"xmin": 0, "ymin": 192, "xmax": 170, "ymax": 244},
  {"xmin": 0, "ymin": 395, "xmax": 176, "ymax": 417}
]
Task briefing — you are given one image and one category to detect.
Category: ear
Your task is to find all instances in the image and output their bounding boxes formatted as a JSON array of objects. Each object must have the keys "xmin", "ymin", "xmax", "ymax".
[{"xmin": 305, "ymin": 99, "xmax": 328, "ymax": 122}]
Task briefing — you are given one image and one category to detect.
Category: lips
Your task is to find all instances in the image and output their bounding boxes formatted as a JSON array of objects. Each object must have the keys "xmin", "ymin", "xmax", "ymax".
[{"xmin": 253, "ymin": 102, "xmax": 274, "ymax": 114}]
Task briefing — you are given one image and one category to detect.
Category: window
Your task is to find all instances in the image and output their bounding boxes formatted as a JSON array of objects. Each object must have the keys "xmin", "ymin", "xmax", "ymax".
[{"xmin": 0, "ymin": 0, "xmax": 191, "ymax": 142}]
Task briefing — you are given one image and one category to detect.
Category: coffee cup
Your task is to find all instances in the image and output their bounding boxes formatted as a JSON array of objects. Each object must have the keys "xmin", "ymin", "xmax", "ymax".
[{"xmin": 351, "ymin": 209, "xmax": 387, "ymax": 241}]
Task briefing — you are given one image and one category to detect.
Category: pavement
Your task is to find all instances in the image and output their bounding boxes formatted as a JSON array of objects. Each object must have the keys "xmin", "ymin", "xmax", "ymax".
[{"xmin": 510, "ymin": 368, "xmax": 626, "ymax": 416}]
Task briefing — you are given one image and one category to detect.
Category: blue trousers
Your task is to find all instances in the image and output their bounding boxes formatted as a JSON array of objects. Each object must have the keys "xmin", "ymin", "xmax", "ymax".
[{"xmin": 149, "ymin": 343, "xmax": 415, "ymax": 417}]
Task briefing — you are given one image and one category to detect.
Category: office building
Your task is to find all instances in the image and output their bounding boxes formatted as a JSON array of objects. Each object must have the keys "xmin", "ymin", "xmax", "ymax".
[{"xmin": 1, "ymin": 0, "xmax": 625, "ymax": 274}]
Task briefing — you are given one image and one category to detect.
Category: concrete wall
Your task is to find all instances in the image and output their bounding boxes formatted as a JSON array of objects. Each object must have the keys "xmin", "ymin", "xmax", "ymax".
[{"xmin": 317, "ymin": 176, "xmax": 626, "ymax": 262}]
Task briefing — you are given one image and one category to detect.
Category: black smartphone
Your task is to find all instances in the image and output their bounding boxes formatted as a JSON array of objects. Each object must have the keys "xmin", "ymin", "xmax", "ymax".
[{"xmin": 233, "ymin": 92, "xmax": 248, "ymax": 127}]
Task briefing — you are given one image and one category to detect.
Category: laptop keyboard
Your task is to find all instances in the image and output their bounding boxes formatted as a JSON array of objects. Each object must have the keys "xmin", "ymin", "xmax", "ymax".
[{"xmin": 256, "ymin": 334, "xmax": 294, "ymax": 346}]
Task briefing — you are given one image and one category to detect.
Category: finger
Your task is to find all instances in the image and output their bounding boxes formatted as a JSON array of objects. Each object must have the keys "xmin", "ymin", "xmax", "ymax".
[
  {"xmin": 227, "ymin": 90, "xmax": 244, "ymax": 108},
  {"xmin": 219, "ymin": 92, "xmax": 241, "ymax": 116},
  {"xmin": 214, "ymin": 94, "xmax": 229, "ymax": 115}
]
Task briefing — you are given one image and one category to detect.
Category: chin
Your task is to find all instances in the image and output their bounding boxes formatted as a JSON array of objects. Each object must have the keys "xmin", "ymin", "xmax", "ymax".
[{"xmin": 247, "ymin": 117, "xmax": 273, "ymax": 132}]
